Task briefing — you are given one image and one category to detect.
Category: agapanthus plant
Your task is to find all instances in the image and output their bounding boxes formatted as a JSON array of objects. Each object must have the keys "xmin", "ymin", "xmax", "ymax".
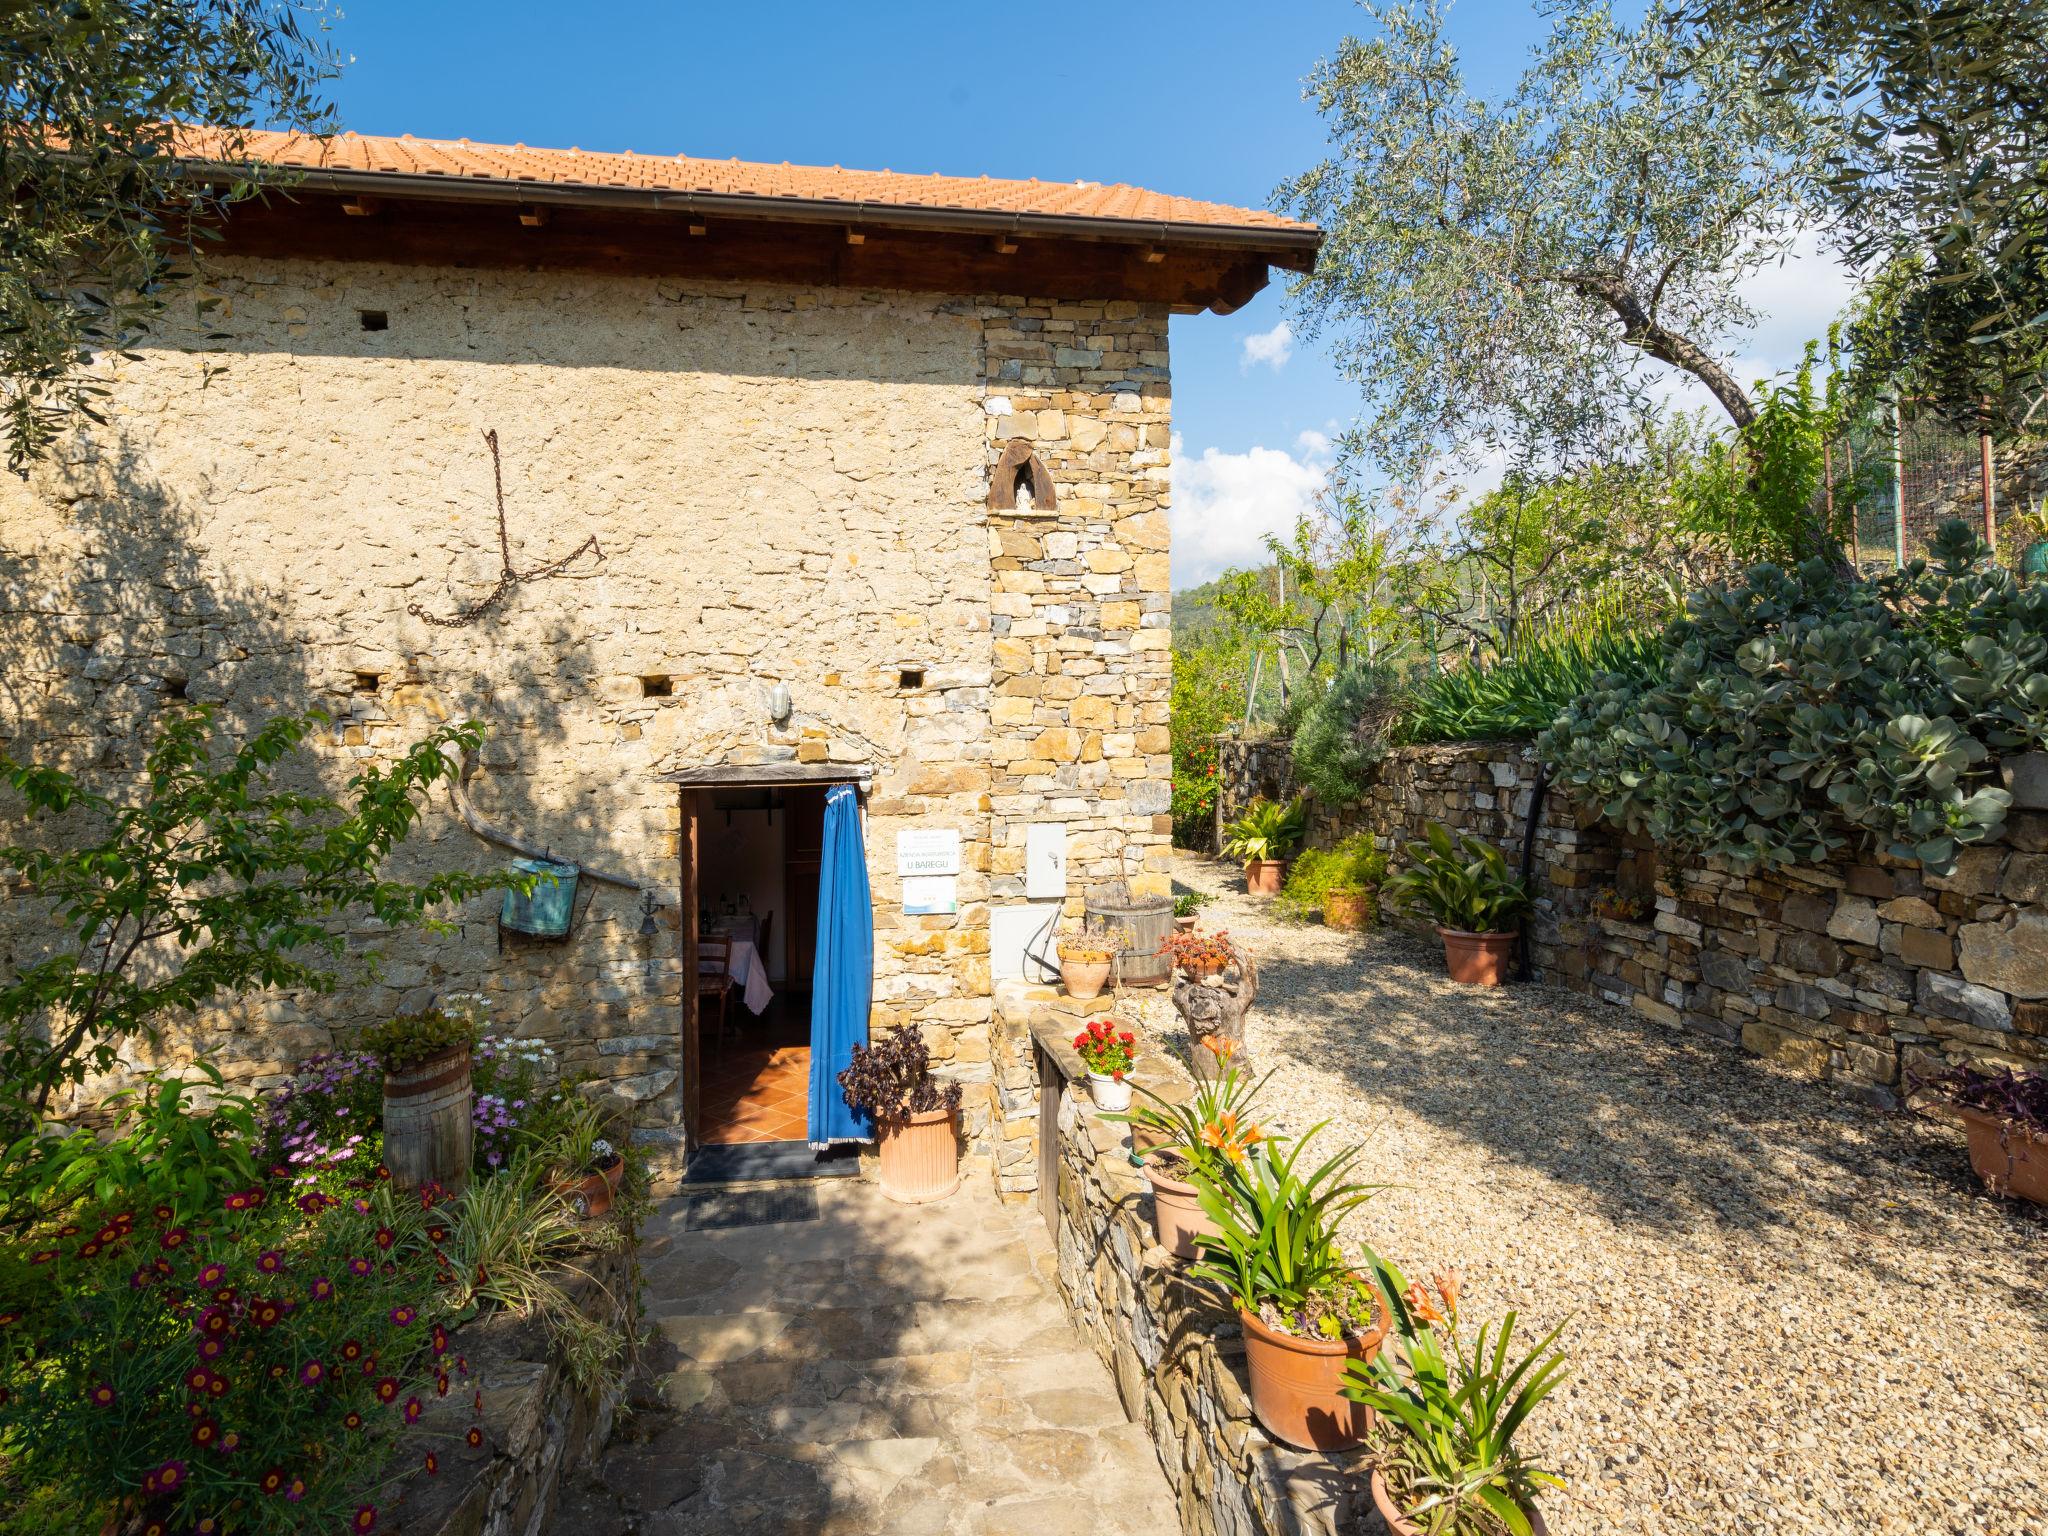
[{"xmin": 1109, "ymin": 1036, "xmax": 1269, "ymax": 1182}]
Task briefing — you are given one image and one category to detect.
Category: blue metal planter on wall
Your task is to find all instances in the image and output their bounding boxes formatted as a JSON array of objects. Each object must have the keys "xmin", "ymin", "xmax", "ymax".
[{"xmin": 499, "ymin": 858, "xmax": 581, "ymax": 941}]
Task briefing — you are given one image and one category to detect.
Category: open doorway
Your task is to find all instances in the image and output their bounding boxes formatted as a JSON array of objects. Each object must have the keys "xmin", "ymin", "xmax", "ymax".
[{"xmin": 691, "ymin": 784, "xmax": 825, "ymax": 1144}]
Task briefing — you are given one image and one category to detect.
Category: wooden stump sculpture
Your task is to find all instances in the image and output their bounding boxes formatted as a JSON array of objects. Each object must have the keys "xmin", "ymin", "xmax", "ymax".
[{"xmin": 1174, "ymin": 941, "xmax": 1258, "ymax": 1080}]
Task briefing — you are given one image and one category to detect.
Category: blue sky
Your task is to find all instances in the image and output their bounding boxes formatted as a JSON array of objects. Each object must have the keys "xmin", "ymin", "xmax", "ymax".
[{"xmin": 319, "ymin": 0, "xmax": 1847, "ymax": 586}]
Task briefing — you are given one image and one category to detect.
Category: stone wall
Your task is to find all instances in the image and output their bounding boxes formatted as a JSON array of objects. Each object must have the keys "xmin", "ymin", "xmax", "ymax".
[
  {"xmin": 990, "ymin": 980, "xmax": 1366, "ymax": 1536},
  {"xmin": 1216, "ymin": 737, "xmax": 2048, "ymax": 1106},
  {"xmin": 0, "ymin": 256, "xmax": 1172, "ymax": 1186},
  {"xmin": 390, "ymin": 1238, "xmax": 638, "ymax": 1536}
]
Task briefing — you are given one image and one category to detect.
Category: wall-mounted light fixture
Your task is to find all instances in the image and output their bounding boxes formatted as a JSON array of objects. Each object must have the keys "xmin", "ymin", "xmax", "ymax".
[{"xmin": 766, "ymin": 682, "xmax": 793, "ymax": 727}]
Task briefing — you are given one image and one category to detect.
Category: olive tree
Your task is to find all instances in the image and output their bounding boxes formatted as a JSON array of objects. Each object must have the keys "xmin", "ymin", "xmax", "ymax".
[
  {"xmin": 1282, "ymin": 0, "xmax": 1827, "ymax": 472},
  {"xmin": 0, "ymin": 0, "xmax": 337, "ymax": 470}
]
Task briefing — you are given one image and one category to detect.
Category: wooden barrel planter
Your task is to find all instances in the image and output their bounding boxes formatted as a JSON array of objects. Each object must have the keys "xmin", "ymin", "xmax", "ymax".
[
  {"xmin": 383, "ymin": 1046, "xmax": 474, "ymax": 1194},
  {"xmin": 1084, "ymin": 889, "xmax": 1175, "ymax": 988}
]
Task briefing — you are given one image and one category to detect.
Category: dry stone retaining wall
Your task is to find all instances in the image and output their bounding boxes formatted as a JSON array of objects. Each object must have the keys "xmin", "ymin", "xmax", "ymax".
[
  {"xmin": 0, "ymin": 257, "xmax": 1172, "ymax": 1188},
  {"xmin": 1217, "ymin": 738, "xmax": 2048, "ymax": 1106},
  {"xmin": 991, "ymin": 980, "xmax": 1367, "ymax": 1536}
]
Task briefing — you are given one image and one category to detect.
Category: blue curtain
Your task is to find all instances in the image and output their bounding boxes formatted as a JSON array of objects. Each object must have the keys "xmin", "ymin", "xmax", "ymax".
[{"xmin": 807, "ymin": 783, "xmax": 873, "ymax": 1148}]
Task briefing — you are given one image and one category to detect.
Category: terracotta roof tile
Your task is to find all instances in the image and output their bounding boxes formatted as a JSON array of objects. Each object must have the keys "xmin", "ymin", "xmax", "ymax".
[{"xmin": 173, "ymin": 127, "xmax": 1316, "ymax": 238}]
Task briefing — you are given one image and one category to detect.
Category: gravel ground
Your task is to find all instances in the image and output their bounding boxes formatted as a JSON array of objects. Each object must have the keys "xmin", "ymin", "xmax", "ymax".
[{"xmin": 1130, "ymin": 852, "xmax": 2048, "ymax": 1536}]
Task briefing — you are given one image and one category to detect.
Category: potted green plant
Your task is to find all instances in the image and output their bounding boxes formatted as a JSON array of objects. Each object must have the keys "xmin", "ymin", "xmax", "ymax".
[
  {"xmin": 838, "ymin": 1026, "xmax": 964, "ymax": 1204},
  {"xmin": 1110, "ymin": 1037, "xmax": 1268, "ymax": 1260},
  {"xmin": 1223, "ymin": 797, "xmax": 1308, "ymax": 895},
  {"xmin": 1320, "ymin": 838, "xmax": 1389, "ymax": 931},
  {"xmin": 1916, "ymin": 1064, "xmax": 2048, "ymax": 1205},
  {"xmin": 1072, "ymin": 1018, "xmax": 1138, "ymax": 1110},
  {"xmin": 1056, "ymin": 927, "xmax": 1116, "ymax": 1000},
  {"xmin": 1172, "ymin": 890, "xmax": 1211, "ymax": 932},
  {"xmin": 544, "ymin": 1095, "xmax": 627, "ymax": 1218},
  {"xmin": 1345, "ymin": 1251, "xmax": 1568, "ymax": 1536},
  {"xmin": 1384, "ymin": 823, "xmax": 1533, "ymax": 986},
  {"xmin": 362, "ymin": 1008, "xmax": 479, "ymax": 1194},
  {"xmin": 1188, "ymin": 1125, "xmax": 1387, "ymax": 1451},
  {"xmin": 1157, "ymin": 926, "xmax": 1234, "ymax": 979}
]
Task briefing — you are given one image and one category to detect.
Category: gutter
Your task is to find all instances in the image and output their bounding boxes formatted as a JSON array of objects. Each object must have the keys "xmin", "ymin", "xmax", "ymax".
[{"xmin": 178, "ymin": 160, "xmax": 1324, "ymax": 267}]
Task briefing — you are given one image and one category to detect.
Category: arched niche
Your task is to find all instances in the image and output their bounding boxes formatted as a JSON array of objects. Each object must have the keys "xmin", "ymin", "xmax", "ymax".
[{"xmin": 988, "ymin": 439, "xmax": 1057, "ymax": 515}]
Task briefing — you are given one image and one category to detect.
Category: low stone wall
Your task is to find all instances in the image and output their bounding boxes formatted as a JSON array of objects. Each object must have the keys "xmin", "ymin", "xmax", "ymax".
[
  {"xmin": 388, "ymin": 1238, "xmax": 641, "ymax": 1536},
  {"xmin": 1215, "ymin": 737, "xmax": 2048, "ymax": 1106},
  {"xmin": 992, "ymin": 980, "xmax": 1368, "ymax": 1536}
]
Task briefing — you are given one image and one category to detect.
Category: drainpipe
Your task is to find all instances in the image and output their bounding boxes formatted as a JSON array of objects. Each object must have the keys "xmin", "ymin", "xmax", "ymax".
[{"xmin": 1515, "ymin": 762, "xmax": 1553, "ymax": 984}]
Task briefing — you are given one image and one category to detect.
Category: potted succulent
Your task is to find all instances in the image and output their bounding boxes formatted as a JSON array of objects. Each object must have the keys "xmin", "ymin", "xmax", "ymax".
[
  {"xmin": 547, "ymin": 1095, "xmax": 627, "ymax": 1218},
  {"xmin": 1917, "ymin": 1064, "xmax": 2048, "ymax": 1205},
  {"xmin": 1345, "ymin": 1251, "xmax": 1568, "ymax": 1536},
  {"xmin": 1157, "ymin": 926, "xmax": 1234, "ymax": 980},
  {"xmin": 1589, "ymin": 886, "xmax": 1653, "ymax": 924},
  {"xmin": 1071, "ymin": 1018, "xmax": 1138, "ymax": 1111},
  {"xmin": 1188, "ymin": 1126, "xmax": 1387, "ymax": 1451},
  {"xmin": 362, "ymin": 1008, "xmax": 479, "ymax": 1194},
  {"xmin": 1110, "ymin": 1037, "xmax": 1268, "ymax": 1260},
  {"xmin": 1056, "ymin": 928, "xmax": 1116, "ymax": 1001},
  {"xmin": 1172, "ymin": 890, "xmax": 1210, "ymax": 933},
  {"xmin": 1223, "ymin": 797, "xmax": 1308, "ymax": 896},
  {"xmin": 838, "ymin": 1026, "xmax": 964, "ymax": 1204},
  {"xmin": 1384, "ymin": 823, "xmax": 1533, "ymax": 986}
]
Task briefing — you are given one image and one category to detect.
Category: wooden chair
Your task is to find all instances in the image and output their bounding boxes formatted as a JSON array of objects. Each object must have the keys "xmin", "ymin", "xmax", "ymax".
[{"xmin": 698, "ymin": 934, "xmax": 734, "ymax": 1041}]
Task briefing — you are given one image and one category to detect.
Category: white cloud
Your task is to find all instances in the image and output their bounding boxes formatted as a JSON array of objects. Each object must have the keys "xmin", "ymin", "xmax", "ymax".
[
  {"xmin": 1169, "ymin": 431, "xmax": 1334, "ymax": 587},
  {"xmin": 1240, "ymin": 319, "xmax": 1295, "ymax": 372}
]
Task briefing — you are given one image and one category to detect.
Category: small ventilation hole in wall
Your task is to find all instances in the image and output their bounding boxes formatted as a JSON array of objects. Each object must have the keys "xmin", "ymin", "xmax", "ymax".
[
  {"xmin": 640, "ymin": 675, "xmax": 673, "ymax": 698},
  {"xmin": 353, "ymin": 670, "xmax": 382, "ymax": 693},
  {"xmin": 898, "ymin": 668, "xmax": 925, "ymax": 691},
  {"xmin": 358, "ymin": 310, "xmax": 389, "ymax": 332},
  {"xmin": 163, "ymin": 676, "xmax": 188, "ymax": 701}
]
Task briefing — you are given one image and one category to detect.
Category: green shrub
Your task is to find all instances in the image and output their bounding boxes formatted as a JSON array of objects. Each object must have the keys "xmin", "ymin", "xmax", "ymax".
[
  {"xmin": 1399, "ymin": 621, "xmax": 1660, "ymax": 745},
  {"xmin": 1538, "ymin": 521, "xmax": 2048, "ymax": 875},
  {"xmin": 1279, "ymin": 836, "xmax": 1388, "ymax": 920},
  {"xmin": 1292, "ymin": 666, "xmax": 1407, "ymax": 804},
  {"xmin": 360, "ymin": 1010, "xmax": 478, "ymax": 1074}
]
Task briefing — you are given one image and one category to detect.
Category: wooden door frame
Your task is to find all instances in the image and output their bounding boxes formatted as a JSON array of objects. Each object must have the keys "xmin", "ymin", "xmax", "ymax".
[{"xmin": 670, "ymin": 765, "xmax": 871, "ymax": 1158}]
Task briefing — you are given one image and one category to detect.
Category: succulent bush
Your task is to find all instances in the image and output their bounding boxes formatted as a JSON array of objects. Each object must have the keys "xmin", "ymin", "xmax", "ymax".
[{"xmin": 1539, "ymin": 521, "xmax": 2048, "ymax": 875}]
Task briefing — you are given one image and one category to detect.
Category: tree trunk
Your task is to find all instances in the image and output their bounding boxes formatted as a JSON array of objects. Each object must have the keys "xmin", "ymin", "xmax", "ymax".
[
  {"xmin": 1173, "ymin": 944, "xmax": 1259, "ymax": 1078},
  {"xmin": 1569, "ymin": 272, "xmax": 1757, "ymax": 431}
]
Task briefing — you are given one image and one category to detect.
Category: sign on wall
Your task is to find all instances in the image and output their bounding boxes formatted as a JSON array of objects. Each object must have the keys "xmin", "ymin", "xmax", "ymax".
[
  {"xmin": 896, "ymin": 828, "xmax": 961, "ymax": 877},
  {"xmin": 902, "ymin": 874, "xmax": 959, "ymax": 916}
]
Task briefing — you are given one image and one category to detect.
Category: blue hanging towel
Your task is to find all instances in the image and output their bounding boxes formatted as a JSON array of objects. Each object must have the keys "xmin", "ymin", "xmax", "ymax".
[{"xmin": 807, "ymin": 783, "xmax": 874, "ymax": 1148}]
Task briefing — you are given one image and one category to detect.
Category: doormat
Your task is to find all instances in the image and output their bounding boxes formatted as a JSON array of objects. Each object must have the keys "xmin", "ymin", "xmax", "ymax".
[{"xmin": 683, "ymin": 1184, "xmax": 821, "ymax": 1231}]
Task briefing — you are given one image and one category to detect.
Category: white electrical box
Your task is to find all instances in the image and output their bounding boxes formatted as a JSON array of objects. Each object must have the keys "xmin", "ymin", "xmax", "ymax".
[{"xmin": 1025, "ymin": 823, "xmax": 1068, "ymax": 899}]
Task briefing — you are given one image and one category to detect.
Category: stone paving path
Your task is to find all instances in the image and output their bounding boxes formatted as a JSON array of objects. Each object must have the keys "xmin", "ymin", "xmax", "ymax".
[{"xmin": 553, "ymin": 1178, "xmax": 1180, "ymax": 1535}]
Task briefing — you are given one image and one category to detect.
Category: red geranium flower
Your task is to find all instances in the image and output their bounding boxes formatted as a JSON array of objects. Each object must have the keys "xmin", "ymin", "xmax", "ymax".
[
  {"xmin": 190, "ymin": 1418, "xmax": 218, "ymax": 1449},
  {"xmin": 340, "ymin": 1338, "xmax": 363, "ymax": 1361},
  {"xmin": 143, "ymin": 1458, "xmax": 187, "ymax": 1496},
  {"xmin": 389, "ymin": 1305, "xmax": 415, "ymax": 1327},
  {"xmin": 197, "ymin": 1337, "xmax": 224, "ymax": 1360},
  {"xmin": 195, "ymin": 1263, "xmax": 226, "ymax": 1287},
  {"xmin": 251, "ymin": 1300, "xmax": 284, "ymax": 1329},
  {"xmin": 465, "ymin": 1426, "xmax": 483, "ymax": 1448},
  {"xmin": 259, "ymin": 1466, "xmax": 286, "ymax": 1495},
  {"xmin": 430, "ymin": 1323, "xmax": 449, "ymax": 1356},
  {"xmin": 256, "ymin": 1249, "xmax": 284, "ymax": 1274},
  {"xmin": 309, "ymin": 1275, "xmax": 334, "ymax": 1302},
  {"xmin": 347, "ymin": 1257, "xmax": 372, "ymax": 1278},
  {"xmin": 183, "ymin": 1366, "xmax": 215, "ymax": 1394},
  {"xmin": 152, "ymin": 1203, "xmax": 173, "ymax": 1222},
  {"xmin": 373, "ymin": 1377, "xmax": 399, "ymax": 1403},
  {"xmin": 159, "ymin": 1228, "xmax": 189, "ymax": 1251},
  {"xmin": 343, "ymin": 1410, "xmax": 364, "ymax": 1431},
  {"xmin": 373, "ymin": 1227, "xmax": 395, "ymax": 1251},
  {"xmin": 298, "ymin": 1359, "xmax": 326, "ymax": 1388}
]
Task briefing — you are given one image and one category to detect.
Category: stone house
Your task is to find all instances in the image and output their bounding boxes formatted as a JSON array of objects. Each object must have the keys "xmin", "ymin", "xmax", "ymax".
[{"xmin": 0, "ymin": 130, "xmax": 1319, "ymax": 1188}]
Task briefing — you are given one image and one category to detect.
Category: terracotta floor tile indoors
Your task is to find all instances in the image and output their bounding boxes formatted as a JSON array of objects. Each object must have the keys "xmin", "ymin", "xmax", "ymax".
[{"xmin": 698, "ymin": 996, "xmax": 812, "ymax": 1145}]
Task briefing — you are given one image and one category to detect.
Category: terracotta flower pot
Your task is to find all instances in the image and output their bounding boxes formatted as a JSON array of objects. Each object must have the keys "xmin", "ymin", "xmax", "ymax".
[
  {"xmin": 1238, "ymin": 1285, "xmax": 1388, "ymax": 1451},
  {"xmin": 1371, "ymin": 1468, "xmax": 1548, "ymax": 1536},
  {"xmin": 1174, "ymin": 913, "xmax": 1198, "ymax": 933},
  {"xmin": 876, "ymin": 1106, "xmax": 960, "ymax": 1204},
  {"xmin": 1323, "ymin": 887, "xmax": 1373, "ymax": 931},
  {"xmin": 1142, "ymin": 1160, "xmax": 1219, "ymax": 1261},
  {"xmin": 1179, "ymin": 955, "xmax": 1228, "ymax": 980},
  {"xmin": 1087, "ymin": 1071, "xmax": 1133, "ymax": 1112},
  {"xmin": 1061, "ymin": 958, "xmax": 1111, "ymax": 1000},
  {"xmin": 556, "ymin": 1157, "xmax": 625, "ymax": 1219},
  {"xmin": 1957, "ymin": 1105, "xmax": 2048, "ymax": 1205},
  {"xmin": 1245, "ymin": 858, "xmax": 1287, "ymax": 896},
  {"xmin": 1437, "ymin": 926, "xmax": 1517, "ymax": 986}
]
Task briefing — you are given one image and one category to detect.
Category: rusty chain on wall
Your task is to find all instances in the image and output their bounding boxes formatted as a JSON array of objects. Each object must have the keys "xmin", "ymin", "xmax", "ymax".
[{"xmin": 407, "ymin": 429, "xmax": 603, "ymax": 627}]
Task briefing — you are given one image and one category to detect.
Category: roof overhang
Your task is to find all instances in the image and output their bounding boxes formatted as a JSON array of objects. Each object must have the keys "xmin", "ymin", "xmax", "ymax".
[{"xmin": 178, "ymin": 160, "xmax": 1321, "ymax": 314}]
